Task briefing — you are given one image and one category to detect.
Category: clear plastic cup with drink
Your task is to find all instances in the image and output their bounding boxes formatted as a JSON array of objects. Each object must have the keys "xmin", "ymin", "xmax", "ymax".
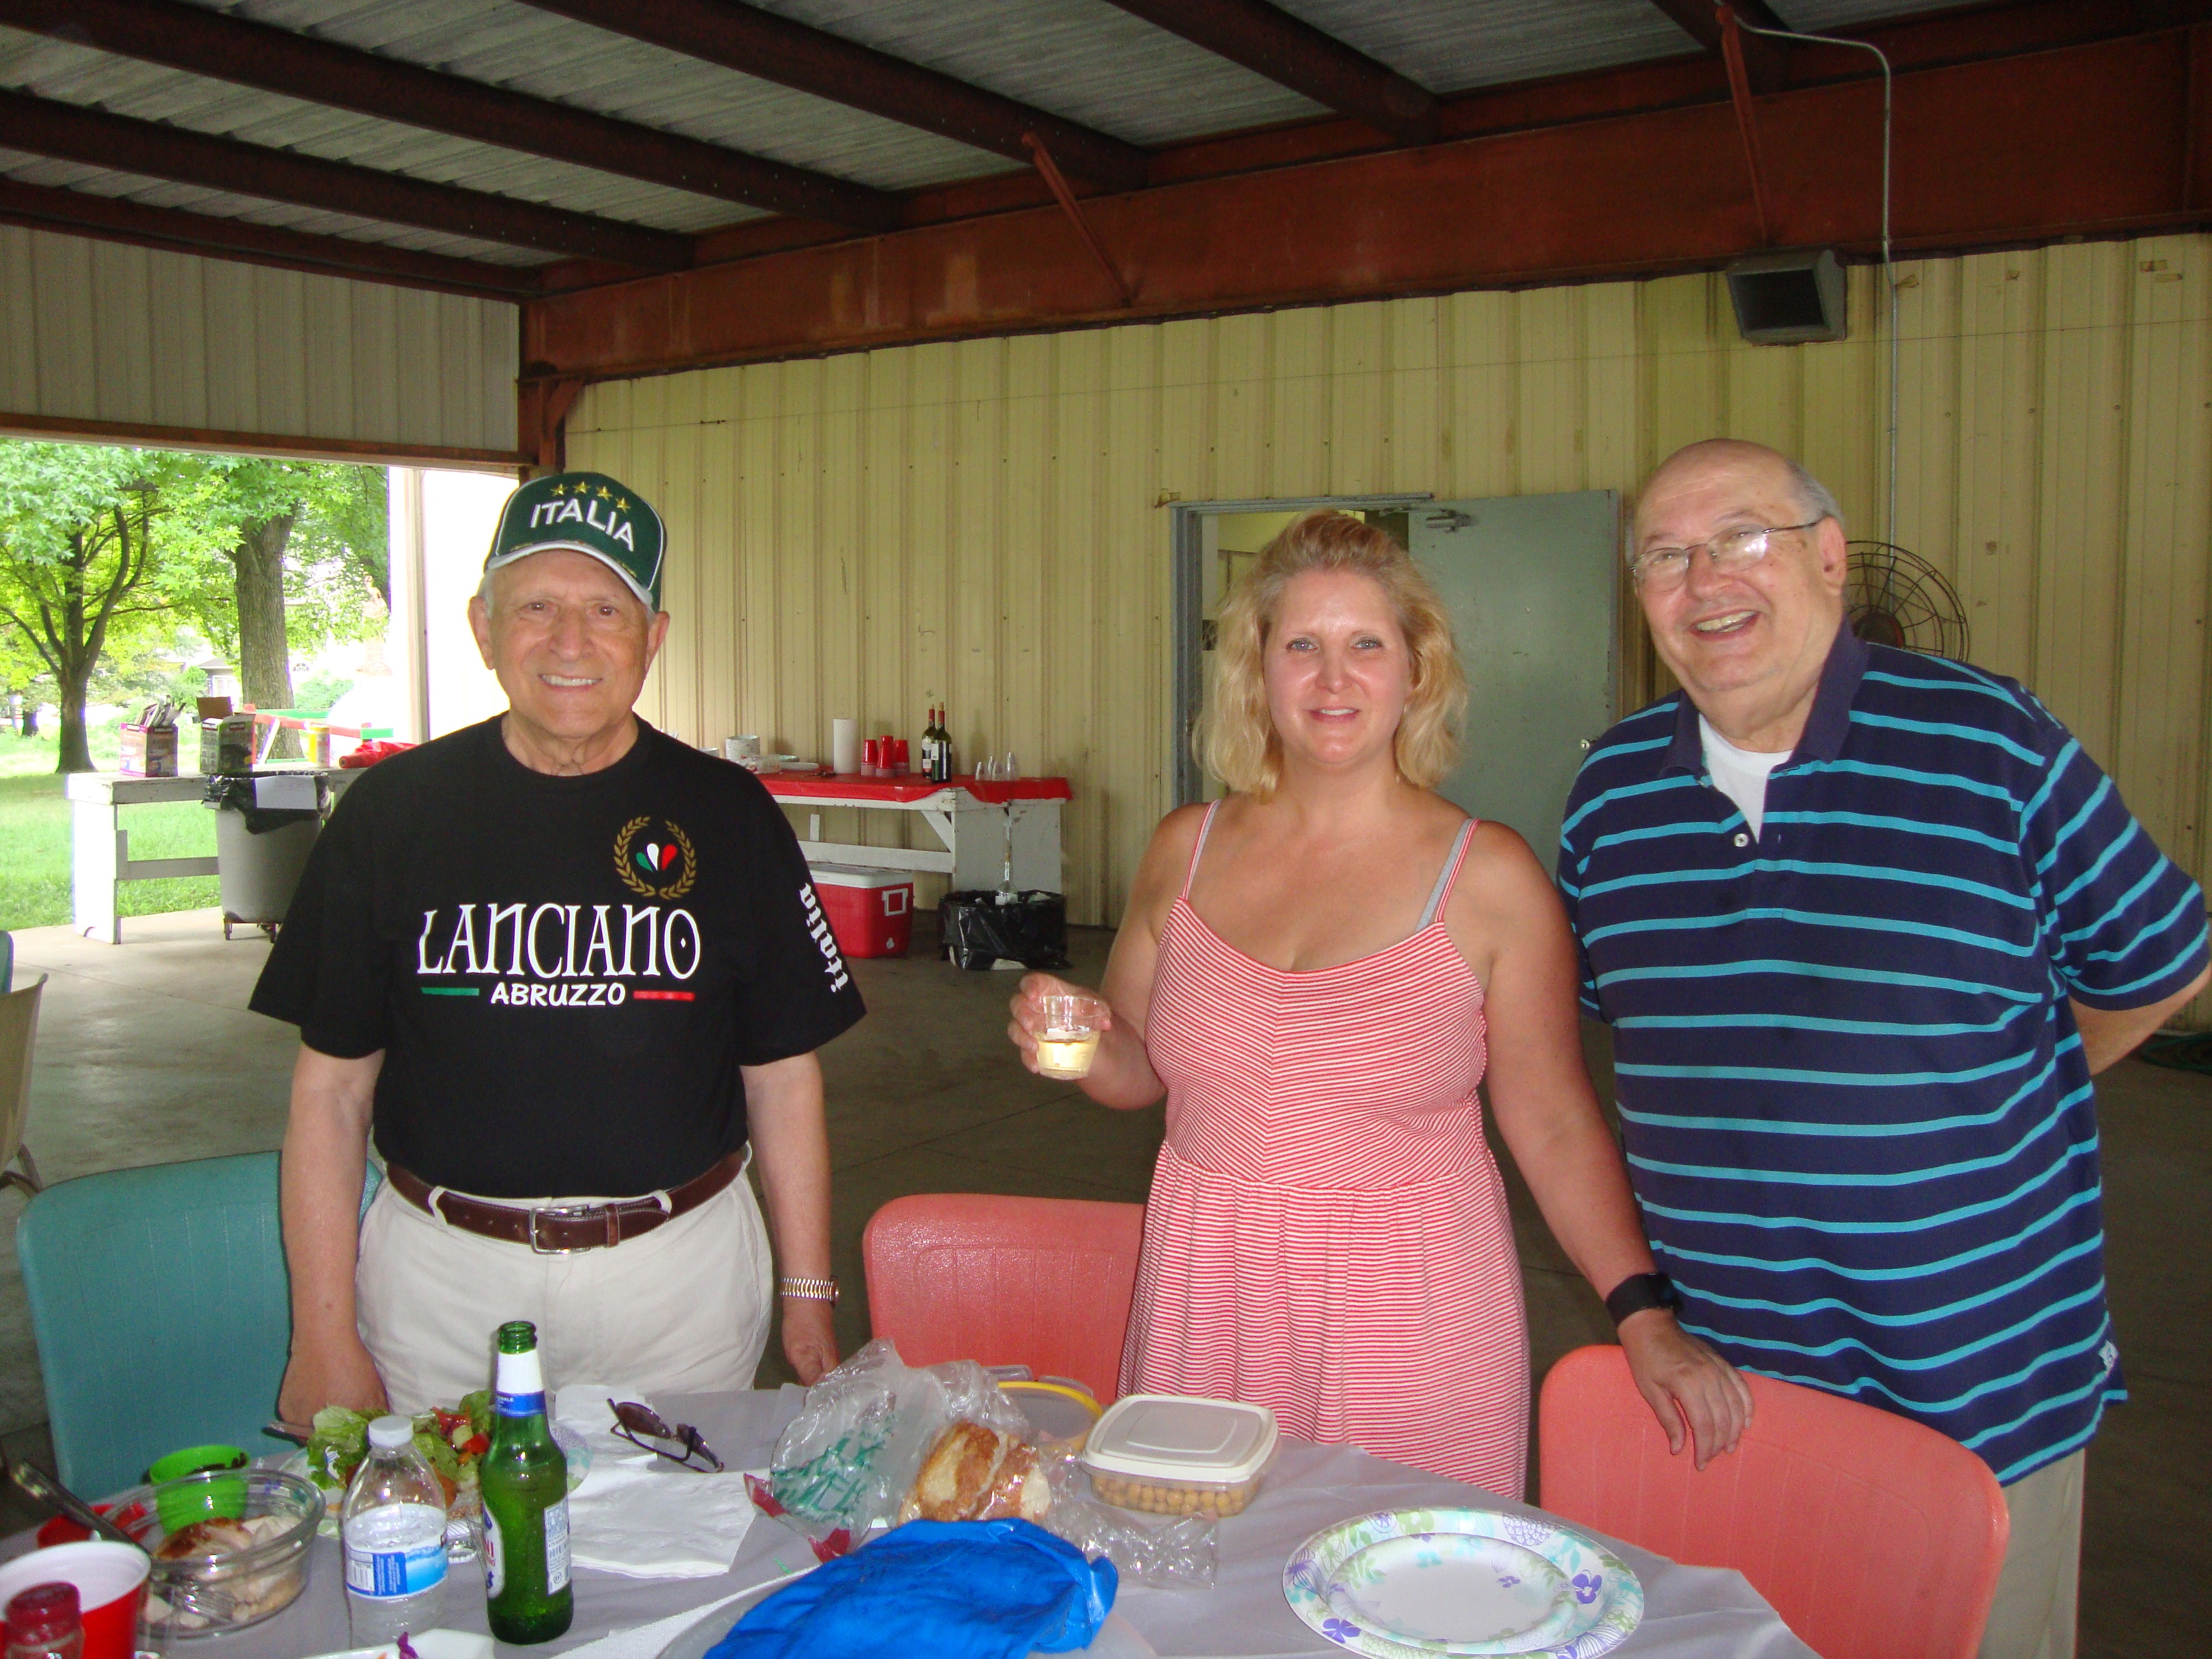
[{"xmin": 1036, "ymin": 992, "xmax": 1107, "ymax": 1079}]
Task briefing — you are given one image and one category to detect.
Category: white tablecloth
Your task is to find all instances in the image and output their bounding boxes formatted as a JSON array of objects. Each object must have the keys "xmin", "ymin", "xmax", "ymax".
[{"xmin": 13, "ymin": 1387, "xmax": 1814, "ymax": 1659}]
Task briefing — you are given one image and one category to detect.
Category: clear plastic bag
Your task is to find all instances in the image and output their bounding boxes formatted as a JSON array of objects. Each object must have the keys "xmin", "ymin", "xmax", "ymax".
[
  {"xmin": 752, "ymin": 1340, "xmax": 1026, "ymax": 1550},
  {"xmin": 1036, "ymin": 1450, "xmax": 1217, "ymax": 1589},
  {"xmin": 754, "ymin": 1340, "xmax": 1215, "ymax": 1587}
]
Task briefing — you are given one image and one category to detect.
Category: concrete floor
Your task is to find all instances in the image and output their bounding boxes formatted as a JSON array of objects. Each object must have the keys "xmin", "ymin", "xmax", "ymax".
[{"xmin": 2, "ymin": 907, "xmax": 2205, "ymax": 1656}]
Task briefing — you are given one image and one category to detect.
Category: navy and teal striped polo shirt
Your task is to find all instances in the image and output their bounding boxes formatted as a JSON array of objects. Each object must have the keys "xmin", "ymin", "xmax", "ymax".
[{"xmin": 1558, "ymin": 625, "xmax": 2209, "ymax": 1483}]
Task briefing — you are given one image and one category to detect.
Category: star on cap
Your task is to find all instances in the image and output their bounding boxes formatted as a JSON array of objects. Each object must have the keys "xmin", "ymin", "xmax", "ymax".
[
  {"xmin": 596, "ymin": 485, "xmax": 613, "ymax": 500},
  {"xmin": 615, "ymin": 496, "xmax": 630, "ymax": 510},
  {"xmin": 550, "ymin": 482, "xmax": 566, "ymax": 495}
]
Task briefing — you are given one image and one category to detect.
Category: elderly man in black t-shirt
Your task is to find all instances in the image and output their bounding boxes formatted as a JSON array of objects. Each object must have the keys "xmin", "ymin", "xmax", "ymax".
[{"xmin": 253, "ymin": 472, "xmax": 862, "ymax": 1420}]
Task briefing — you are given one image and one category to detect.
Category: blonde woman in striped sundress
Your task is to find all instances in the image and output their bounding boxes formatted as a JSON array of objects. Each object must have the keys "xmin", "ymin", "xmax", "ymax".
[{"xmin": 1009, "ymin": 510, "xmax": 1750, "ymax": 1496}]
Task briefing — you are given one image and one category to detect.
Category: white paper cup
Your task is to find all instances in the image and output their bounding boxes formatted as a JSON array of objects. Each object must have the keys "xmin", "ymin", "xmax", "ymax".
[
  {"xmin": 831, "ymin": 719, "xmax": 860, "ymax": 775},
  {"xmin": 724, "ymin": 734, "xmax": 762, "ymax": 761}
]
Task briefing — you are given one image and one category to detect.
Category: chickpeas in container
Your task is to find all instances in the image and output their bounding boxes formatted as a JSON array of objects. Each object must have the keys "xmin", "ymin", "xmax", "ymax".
[{"xmin": 1080, "ymin": 1395, "xmax": 1277, "ymax": 1517}]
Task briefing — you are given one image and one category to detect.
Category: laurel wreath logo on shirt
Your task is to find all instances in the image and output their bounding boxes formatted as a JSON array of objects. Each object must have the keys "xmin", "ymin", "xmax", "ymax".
[{"xmin": 614, "ymin": 816, "xmax": 697, "ymax": 900}]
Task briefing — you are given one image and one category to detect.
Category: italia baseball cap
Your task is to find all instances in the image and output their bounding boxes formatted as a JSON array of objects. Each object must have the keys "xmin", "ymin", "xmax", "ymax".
[{"xmin": 486, "ymin": 470, "xmax": 666, "ymax": 611}]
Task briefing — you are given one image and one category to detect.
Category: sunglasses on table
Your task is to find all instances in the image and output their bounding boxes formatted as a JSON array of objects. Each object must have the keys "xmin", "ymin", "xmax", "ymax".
[{"xmin": 608, "ymin": 1399, "xmax": 725, "ymax": 1472}]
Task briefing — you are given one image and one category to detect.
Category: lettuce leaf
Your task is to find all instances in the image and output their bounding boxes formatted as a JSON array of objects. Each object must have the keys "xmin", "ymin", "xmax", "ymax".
[
  {"xmin": 411, "ymin": 1421, "xmax": 462, "ymax": 1485},
  {"xmin": 302, "ymin": 1406, "xmax": 369, "ymax": 1492},
  {"xmin": 460, "ymin": 1390, "xmax": 492, "ymax": 1440}
]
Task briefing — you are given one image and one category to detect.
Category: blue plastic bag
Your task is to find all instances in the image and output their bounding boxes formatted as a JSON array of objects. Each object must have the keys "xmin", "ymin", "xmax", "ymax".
[{"xmin": 704, "ymin": 1519, "xmax": 1117, "ymax": 1659}]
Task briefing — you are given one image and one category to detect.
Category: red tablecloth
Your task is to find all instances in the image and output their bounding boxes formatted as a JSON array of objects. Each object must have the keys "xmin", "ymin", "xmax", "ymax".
[{"xmin": 758, "ymin": 773, "xmax": 1071, "ymax": 805}]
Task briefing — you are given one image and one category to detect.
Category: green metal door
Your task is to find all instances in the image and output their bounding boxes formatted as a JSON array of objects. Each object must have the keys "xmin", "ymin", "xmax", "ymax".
[{"xmin": 1406, "ymin": 493, "xmax": 1619, "ymax": 872}]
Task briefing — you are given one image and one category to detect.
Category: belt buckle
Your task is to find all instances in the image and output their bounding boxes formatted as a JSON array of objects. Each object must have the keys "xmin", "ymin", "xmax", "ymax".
[{"xmin": 528, "ymin": 1203, "xmax": 603, "ymax": 1254}]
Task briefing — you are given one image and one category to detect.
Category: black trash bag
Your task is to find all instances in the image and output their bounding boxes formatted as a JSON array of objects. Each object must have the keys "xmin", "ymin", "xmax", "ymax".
[
  {"xmin": 204, "ymin": 771, "xmax": 320, "ymax": 836},
  {"xmin": 939, "ymin": 890, "xmax": 1070, "ymax": 972}
]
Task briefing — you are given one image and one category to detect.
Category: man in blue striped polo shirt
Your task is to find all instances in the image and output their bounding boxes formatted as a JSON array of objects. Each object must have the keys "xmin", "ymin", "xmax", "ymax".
[{"xmin": 1559, "ymin": 440, "xmax": 2209, "ymax": 1659}]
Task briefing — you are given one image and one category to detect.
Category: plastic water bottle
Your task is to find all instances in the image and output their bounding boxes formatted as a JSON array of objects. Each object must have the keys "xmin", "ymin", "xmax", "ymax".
[{"xmin": 343, "ymin": 1416, "xmax": 450, "ymax": 1645}]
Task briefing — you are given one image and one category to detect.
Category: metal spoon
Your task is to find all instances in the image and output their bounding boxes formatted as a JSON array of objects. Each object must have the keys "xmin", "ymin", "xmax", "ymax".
[{"xmin": 3, "ymin": 1449, "xmax": 147, "ymax": 1551}]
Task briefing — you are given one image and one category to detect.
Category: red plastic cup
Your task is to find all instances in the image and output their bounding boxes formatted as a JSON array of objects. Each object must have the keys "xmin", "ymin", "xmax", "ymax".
[{"xmin": 0, "ymin": 1544, "xmax": 149, "ymax": 1659}]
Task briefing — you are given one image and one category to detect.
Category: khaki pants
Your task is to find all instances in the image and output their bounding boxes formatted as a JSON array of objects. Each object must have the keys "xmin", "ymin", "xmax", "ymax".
[
  {"xmin": 356, "ymin": 1169, "xmax": 773, "ymax": 1413},
  {"xmin": 1976, "ymin": 1449, "xmax": 2083, "ymax": 1659}
]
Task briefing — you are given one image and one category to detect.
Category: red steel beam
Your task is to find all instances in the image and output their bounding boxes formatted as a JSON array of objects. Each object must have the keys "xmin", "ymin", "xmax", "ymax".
[
  {"xmin": 514, "ymin": 0, "xmax": 1150, "ymax": 194},
  {"xmin": 1647, "ymin": 0, "xmax": 1792, "ymax": 92},
  {"xmin": 1719, "ymin": 6, "xmax": 1776, "ymax": 245},
  {"xmin": 1100, "ymin": 0, "xmax": 1438, "ymax": 146},
  {"xmin": 0, "ymin": 90, "xmax": 693, "ymax": 269},
  {"xmin": 2191, "ymin": 24, "xmax": 2212, "ymax": 208},
  {"xmin": 521, "ymin": 31, "xmax": 2199, "ymax": 382},
  {"xmin": 0, "ymin": 176, "xmax": 536, "ymax": 300},
  {"xmin": 0, "ymin": 0, "xmax": 899, "ymax": 233},
  {"xmin": 1022, "ymin": 135, "xmax": 1134, "ymax": 306}
]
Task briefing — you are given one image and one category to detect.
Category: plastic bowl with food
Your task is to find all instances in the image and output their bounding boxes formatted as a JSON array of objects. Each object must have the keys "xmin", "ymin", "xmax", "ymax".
[
  {"xmin": 1081, "ymin": 1394, "xmax": 1278, "ymax": 1517},
  {"xmin": 105, "ymin": 1468, "xmax": 322, "ymax": 1638}
]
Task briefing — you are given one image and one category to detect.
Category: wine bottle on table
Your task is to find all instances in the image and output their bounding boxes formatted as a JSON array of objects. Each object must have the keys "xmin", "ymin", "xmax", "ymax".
[
  {"xmin": 935, "ymin": 706, "xmax": 954, "ymax": 782},
  {"xmin": 479, "ymin": 1321, "xmax": 572, "ymax": 1645}
]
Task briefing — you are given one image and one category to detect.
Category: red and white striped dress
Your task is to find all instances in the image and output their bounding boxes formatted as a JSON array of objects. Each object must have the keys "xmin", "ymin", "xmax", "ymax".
[{"xmin": 1120, "ymin": 802, "xmax": 1528, "ymax": 1496}]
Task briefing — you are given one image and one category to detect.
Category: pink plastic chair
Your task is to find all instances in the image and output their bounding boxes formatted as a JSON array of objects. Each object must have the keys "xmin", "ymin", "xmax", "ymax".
[
  {"xmin": 862, "ymin": 1194, "xmax": 1146, "ymax": 1404},
  {"xmin": 1538, "ymin": 1345, "xmax": 2009, "ymax": 1659}
]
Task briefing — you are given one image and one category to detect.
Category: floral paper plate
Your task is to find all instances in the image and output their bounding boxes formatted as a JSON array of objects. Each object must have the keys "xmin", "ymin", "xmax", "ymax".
[{"xmin": 1284, "ymin": 1508, "xmax": 1644, "ymax": 1659}]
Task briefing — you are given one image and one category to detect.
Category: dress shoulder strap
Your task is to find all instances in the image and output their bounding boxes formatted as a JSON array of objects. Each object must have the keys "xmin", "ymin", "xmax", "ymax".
[
  {"xmin": 1182, "ymin": 800, "xmax": 1223, "ymax": 898},
  {"xmin": 1417, "ymin": 817, "xmax": 1480, "ymax": 930}
]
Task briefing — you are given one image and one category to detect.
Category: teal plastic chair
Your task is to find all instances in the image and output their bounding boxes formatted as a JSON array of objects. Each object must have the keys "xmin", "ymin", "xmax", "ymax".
[{"xmin": 17, "ymin": 1152, "xmax": 294, "ymax": 1498}]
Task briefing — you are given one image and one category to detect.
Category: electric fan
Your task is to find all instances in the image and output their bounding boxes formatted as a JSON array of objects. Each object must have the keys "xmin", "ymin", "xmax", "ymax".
[{"xmin": 1845, "ymin": 541, "xmax": 1970, "ymax": 661}]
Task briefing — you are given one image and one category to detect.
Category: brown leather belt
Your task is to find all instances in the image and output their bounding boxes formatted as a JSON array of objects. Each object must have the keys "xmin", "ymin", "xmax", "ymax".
[{"xmin": 384, "ymin": 1152, "xmax": 744, "ymax": 1253}]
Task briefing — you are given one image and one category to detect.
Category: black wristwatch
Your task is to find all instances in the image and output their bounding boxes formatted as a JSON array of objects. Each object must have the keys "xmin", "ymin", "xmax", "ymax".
[{"xmin": 1605, "ymin": 1271, "xmax": 1682, "ymax": 1327}]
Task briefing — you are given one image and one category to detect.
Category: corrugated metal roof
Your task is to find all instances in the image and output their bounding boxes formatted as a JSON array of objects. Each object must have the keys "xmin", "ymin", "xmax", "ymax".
[
  {"xmin": 0, "ymin": 141, "xmax": 550, "ymax": 263},
  {"xmin": 0, "ymin": 0, "xmax": 2026, "ymax": 273},
  {"xmin": 1271, "ymin": 0, "xmax": 1702, "ymax": 95},
  {"xmin": 1775, "ymin": 1, "xmax": 1980, "ymax": 32},
  {"xmin": 747, "ymin": 0, "xmax": 1326, "ymax": 147},
  {"xmin": 219, "ymin": 0, "xmax": 1016, "ymax": 190}
]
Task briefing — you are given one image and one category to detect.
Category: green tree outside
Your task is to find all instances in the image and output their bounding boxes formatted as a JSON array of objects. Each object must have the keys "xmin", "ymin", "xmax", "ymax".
[{"xmin": 0, "ymin": 441, "xmax": 387, "ymax": 773}]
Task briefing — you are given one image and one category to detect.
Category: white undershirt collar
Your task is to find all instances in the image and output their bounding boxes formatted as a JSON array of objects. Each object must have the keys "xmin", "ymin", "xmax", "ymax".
[{"xmin": 1699, "ymin": 716, "xmax": 1791, "ymax": 839}]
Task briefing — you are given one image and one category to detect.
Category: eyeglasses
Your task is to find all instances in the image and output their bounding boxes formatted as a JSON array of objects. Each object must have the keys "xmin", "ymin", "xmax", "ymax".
[
  {"xmin": 608, "ymin": 1399, "xmax": 724, "ymax": 1472},
  {"xmin": 1627, "ymin": 518, "xmax": 1826, "ymax": 592}
]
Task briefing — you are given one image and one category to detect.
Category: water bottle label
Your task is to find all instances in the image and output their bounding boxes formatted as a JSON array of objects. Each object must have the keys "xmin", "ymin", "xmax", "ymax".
[
  {"xmin": 346, "ymin": 1537, "xmax": 448, "ymax": 1598},
  {"xmin": 495, "ymin": 1390, "xmax": 547, "ymax": 1417},
  {"xmin": 343, "ymin": 1502, "xmax": 449, "ymax": 1602},
  {"xmin": 545, "ymin": 1498, "xmax": 570, "ymax": 1593}
]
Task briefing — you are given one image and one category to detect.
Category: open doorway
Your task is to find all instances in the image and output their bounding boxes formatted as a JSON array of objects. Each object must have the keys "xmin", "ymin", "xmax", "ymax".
[{"xmin": 1170, "ymin": 491, "xmax": 1619, "ymax": 871}]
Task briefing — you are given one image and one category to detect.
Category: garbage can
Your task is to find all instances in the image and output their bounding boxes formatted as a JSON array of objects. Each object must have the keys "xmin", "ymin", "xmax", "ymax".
[
  {"xmin": 204, "ymin": 773, "xmax": 322, "ymax": 939},
  {"xmin": 938, "ymin": 890, "xmax": 1071, "ymax": 971}
]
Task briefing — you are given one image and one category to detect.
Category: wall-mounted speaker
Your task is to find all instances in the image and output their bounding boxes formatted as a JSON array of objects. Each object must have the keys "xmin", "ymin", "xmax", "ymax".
[{"xmin": 1725, "ymin": 249, "xmax": 1848, "ymax": 345}]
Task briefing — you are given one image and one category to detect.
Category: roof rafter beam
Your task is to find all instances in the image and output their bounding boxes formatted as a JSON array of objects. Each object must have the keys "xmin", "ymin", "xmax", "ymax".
[
  {"xmin": 0, "ymin": 89, "xmax": 693, "ymax": 268},
  {"xmin": 0, "ymin": 176, "xmax": 536, "ymax": 298},
  {"xmin": 514, "ymin": 0, "xmax": 1151, "ymax": 194},
  {"xmin": 0, "ymin": 0, "xmax": 898, "ymax": 232},
  {"xmin": 1099, "ymin": 0, "xmax": 1437, "ymax": 146},
  {"xmin": 1647, "ymin": 0, "xmax": 1792, "ymax": 93}
]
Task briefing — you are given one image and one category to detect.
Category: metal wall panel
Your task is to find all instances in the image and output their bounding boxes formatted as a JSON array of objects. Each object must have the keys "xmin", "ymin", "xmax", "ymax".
[
  {"xmin": 0, "ymin": 223, "xmax": 519, "ymax": 455},
  {"xmin": 567, "ymin": 234, "xmax": 2212, "ymax": 1030}
]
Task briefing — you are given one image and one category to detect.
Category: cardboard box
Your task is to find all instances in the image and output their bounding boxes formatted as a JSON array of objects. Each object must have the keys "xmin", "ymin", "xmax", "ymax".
[{"xmin": 121, "ymin": 722, "xmax": 179, "ymax": 778}]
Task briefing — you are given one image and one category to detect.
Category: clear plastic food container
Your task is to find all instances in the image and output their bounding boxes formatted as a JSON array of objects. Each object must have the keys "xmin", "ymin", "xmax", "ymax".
[
  {"xmin": 1081, "ymin": 1394, "xmax": 1278, "ymax": 1516},
  {"xmin": 107, "ymin": 1468, "xmax": 323, "ymax": 1637}
]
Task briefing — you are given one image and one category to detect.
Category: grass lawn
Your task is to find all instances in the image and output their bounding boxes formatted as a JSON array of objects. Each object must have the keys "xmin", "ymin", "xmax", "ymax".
[{"xmin": 0, "ymin": 726, "xmax": 220, "ymax": 932}]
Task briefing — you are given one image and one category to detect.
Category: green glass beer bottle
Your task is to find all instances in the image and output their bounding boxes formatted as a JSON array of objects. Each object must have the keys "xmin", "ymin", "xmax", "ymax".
[{"xmin": 479, "ymin": 1321, "xmax": 573, "ymax": 1644}]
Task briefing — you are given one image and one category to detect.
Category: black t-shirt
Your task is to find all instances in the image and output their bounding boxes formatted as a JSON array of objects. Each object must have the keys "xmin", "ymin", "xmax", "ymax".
[{"xmin": 251, "ymin": 717, "xmax": 864, "ymax": 1198}]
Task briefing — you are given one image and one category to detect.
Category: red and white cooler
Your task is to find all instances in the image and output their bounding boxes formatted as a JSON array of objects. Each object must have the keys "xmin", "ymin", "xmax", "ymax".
[{"xmin": 810, "ymin": 863, "xmax": 914, "ymax": 958}]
